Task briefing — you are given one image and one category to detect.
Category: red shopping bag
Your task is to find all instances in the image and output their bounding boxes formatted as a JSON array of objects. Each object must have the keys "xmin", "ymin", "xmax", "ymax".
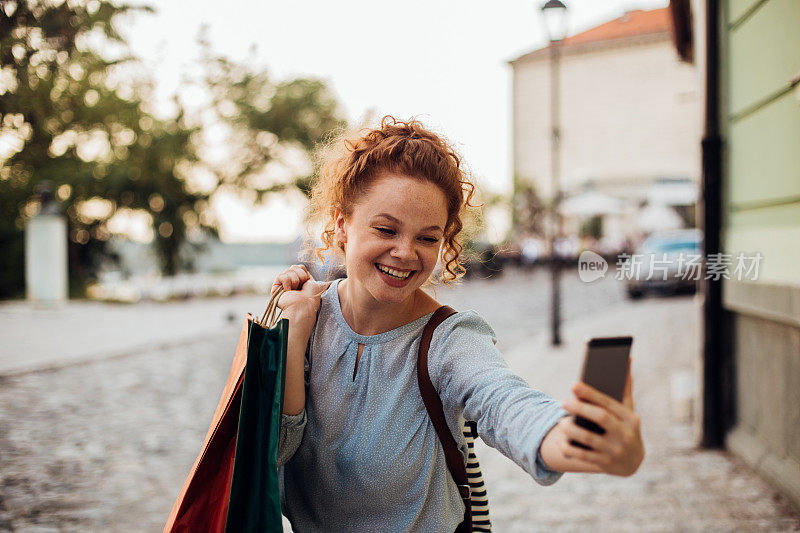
[
  {"xmin": 166, "ymin": 285, "xmax": 287, "ymax": 533},
  {"xmin": 163, "ymin": 317, "xmax": 251, "ymax": 532}
]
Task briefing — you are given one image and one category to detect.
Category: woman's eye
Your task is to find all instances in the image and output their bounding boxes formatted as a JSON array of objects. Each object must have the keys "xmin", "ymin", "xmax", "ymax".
[{"xmin": 374, "ymin": 227, "xmax": 437, "ymax": 243}]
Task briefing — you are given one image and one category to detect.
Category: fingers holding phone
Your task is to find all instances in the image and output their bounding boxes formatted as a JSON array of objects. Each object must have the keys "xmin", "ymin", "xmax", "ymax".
[
  {"xmin": 570, "ymin": 378, "xmax": 639, "ymax": 431},
  {"xmin": 560, "ymin": 337, "xmax": 644, "ymax": 477},
  {"xmin": 564, "ymin": 390, "xmax": 644, "ymax": 476}
]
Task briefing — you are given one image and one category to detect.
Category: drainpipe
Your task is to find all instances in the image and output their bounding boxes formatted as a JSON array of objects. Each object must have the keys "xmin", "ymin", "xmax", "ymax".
[{"xmin": 701, "ymin": 0, "xmax": 727, "ymax": 448}]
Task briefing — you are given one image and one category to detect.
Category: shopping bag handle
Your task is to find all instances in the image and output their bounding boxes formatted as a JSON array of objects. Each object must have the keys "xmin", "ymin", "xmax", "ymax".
[{"xmin": 259, "ymin": 285, "xmax": 285, "ymax": 328}]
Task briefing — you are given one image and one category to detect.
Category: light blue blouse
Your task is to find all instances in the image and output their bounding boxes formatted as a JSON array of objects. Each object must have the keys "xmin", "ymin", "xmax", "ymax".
[{"xmin": 278, "ymin": 278, "xmax": 568, "ymax": 532}]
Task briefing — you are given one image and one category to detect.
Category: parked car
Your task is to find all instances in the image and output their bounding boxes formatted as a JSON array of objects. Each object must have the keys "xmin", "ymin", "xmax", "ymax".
[{"xmin": 624, "ymin": 229, "xmax": 703, "ymax": 299}]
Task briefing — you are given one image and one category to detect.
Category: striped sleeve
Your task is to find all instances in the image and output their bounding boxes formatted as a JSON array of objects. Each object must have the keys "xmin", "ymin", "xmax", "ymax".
[{"xmin": 463, "ymin": 423, "xmax": 492, "ymax": 532}]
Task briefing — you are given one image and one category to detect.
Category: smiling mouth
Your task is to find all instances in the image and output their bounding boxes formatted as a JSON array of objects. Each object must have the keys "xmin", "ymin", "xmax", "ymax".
[{"xmin": 375, "ymin": 263, "xmax": 414, "ymax": 279}]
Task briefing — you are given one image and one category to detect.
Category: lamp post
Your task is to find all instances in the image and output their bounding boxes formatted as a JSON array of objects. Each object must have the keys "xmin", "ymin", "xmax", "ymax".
[{"xmin": 540, "ymin": 0, "xmax": 568, "ymax": 346}]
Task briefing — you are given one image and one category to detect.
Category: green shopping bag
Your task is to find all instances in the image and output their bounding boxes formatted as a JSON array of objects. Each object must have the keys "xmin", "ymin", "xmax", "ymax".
[{"xmin": 225, "ymin": 289, "xmax": 288, "ymax": 532}]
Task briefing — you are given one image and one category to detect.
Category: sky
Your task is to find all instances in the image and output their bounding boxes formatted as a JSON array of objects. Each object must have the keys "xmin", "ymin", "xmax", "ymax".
[{"xmin": 122, "ymin": 0, "xmax": 668, "ymax": 243}]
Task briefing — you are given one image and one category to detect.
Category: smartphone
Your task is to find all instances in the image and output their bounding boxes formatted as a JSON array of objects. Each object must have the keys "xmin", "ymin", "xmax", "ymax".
[{"xmin": 569, "ymin": 336, "xmax": 632, "ymax": 451}]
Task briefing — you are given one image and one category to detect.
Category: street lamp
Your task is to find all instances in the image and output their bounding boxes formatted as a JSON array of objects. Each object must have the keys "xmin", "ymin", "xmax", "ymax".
[
  {"xmin": 540, "ymin": 0, "xmax": 567, "ymax": 346},
  {"xmin": 540, "ymin": 0, "xmax": 569, "ymax": 41}
]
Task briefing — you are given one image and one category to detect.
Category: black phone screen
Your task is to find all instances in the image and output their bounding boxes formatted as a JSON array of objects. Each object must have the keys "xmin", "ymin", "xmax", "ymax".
[{"xmin": 569, "ymin": 336, "xmax": 632, "ymax": 451}]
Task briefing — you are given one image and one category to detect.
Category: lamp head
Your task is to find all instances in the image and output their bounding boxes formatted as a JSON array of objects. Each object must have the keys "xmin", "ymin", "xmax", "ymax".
[{"xmin": 540, "ymin": 0, "xmax": 569, "ymax": 42}]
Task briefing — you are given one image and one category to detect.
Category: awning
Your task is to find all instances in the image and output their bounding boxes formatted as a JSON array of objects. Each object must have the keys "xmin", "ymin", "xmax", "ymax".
[
  {"xmin": 647, "ymin": 179, "xmax": 698, "ymax": 206},
  {"xmin": 560, "ymin": 191, "xmax": 626, "ymax": 217}
]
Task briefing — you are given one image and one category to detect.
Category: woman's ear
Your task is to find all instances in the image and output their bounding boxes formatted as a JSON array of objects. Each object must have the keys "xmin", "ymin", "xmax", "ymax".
[{"xmin": 333, "ymin": 210, "xmax": 347, "ymax": 246}]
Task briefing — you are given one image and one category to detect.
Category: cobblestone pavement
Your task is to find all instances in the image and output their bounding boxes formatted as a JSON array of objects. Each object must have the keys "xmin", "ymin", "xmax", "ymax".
[{"xmin": 1, "ymin": 268, "xmax": 798, "ymax": 531}]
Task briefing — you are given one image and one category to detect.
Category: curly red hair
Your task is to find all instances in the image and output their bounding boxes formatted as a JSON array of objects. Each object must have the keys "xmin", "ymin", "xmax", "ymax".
[{"xmin": 307, "ymin": 115, "xmax": 479, "ymax": 286}]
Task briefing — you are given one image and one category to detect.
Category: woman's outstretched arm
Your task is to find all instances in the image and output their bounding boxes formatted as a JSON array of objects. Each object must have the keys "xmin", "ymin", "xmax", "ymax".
[
  {"xmin": 431, "ymin": 311, "xmax": 570, "ymax": 485},
  {"xmin": 430, "ymin": 311, "xmax": 644, "ymax": 483}
]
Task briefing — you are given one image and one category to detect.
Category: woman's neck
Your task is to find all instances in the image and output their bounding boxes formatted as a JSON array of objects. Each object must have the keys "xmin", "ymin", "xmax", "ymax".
[{"xmin": 337, "ymin": 278, "xmax": 437, "ymax": 336}]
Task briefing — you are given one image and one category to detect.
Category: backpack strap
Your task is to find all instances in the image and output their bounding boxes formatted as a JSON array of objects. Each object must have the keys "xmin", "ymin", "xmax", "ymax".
[{"xmin": 417, "ymin": 305, "xmax": 472, "ymax": 532}]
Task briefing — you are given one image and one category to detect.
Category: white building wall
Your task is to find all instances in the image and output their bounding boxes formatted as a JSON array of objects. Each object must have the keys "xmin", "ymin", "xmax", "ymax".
[{"xmin": 512, "ymin": 37, "xmax": 703, "ymax": 201}]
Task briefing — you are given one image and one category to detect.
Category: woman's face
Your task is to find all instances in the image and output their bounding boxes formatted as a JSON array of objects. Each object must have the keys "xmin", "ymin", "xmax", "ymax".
[{"xmin": 334, "ymin": 172, "xmax": 448, "ymax": 306}]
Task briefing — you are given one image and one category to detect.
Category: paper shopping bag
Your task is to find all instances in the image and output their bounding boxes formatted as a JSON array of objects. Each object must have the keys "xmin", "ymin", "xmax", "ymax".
[
  {"xmin": 164, "ymin": 288, "xmax": 287, "ymax": 533},
  {"xmin": 225, "ymin": 317, "xmax": 287, "ymax": 531}
]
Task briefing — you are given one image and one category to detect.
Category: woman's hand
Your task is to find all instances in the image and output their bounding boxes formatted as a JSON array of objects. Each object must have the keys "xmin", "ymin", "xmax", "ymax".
[
  {"xmin": 271, "ymin": 264, "xmax": 326, "ymax": 329},
  {"xmin": 271, "ymin": 264, "xmax": 314, "ymax": 295},
  {"xmin": 557, "ymin": 358, "xmax": 644, "ymax": 476}
]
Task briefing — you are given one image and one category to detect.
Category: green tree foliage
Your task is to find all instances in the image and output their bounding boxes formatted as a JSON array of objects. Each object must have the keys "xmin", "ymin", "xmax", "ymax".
[
  {"xmin": 0, "ymin": 0, "xmax": 211, "ymax": 296},
  {"xmin": 201, "ymin": 38, "xmax": 347, "ymax": 202},
  {"xmin": 0, "ymin": 2, "xmax": 347, "ymax": 298}
]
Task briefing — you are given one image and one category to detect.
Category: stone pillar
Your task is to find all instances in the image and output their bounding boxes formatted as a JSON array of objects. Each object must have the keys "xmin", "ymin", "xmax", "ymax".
[{"xmin": 25, "ymin": 182, "xmax": 68, "ymax": 306}]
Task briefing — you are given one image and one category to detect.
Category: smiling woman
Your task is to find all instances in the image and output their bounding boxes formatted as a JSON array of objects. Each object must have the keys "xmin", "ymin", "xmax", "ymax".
[{"xmin": 268, "ymin": 116, "xmax": 644, "ymax": 532}]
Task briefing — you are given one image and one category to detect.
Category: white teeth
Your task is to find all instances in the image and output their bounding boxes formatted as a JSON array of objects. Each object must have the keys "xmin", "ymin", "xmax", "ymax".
[{"xmin": 376, "ymin": 264, "xmax": 411, "ymax": 279}]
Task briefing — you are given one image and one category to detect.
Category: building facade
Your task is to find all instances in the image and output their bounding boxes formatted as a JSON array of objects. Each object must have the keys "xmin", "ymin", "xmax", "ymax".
[
  {"xmin": 697, "ymin": 0, "xmax": 800, "ymax": 512},
  {"xmin": 510, "ymin": 8, "xmax": 702, "ymax": 244}
]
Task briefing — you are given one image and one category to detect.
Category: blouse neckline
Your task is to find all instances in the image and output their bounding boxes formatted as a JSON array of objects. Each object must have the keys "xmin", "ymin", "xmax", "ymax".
[{"xmin": 327, "ymin": 278, "xmax": 437, "ymax": 345}]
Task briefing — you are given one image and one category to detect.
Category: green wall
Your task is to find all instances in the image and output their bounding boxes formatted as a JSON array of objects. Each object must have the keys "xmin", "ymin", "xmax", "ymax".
[
  {"xmin": 722, "ymin": 0, "xmax": 800, "ymax": 513},
  {"xmin": 724, "ymin": 0, "xmax": 800, "ymax": 287}
]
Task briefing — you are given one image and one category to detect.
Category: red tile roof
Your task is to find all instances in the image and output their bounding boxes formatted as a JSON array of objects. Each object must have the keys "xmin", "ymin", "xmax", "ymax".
[
  {"xmin": 511, "ymin": 7, "xmax": 674, "ymax": 64},
  {"xmin": 564, "ymin": 7, "xmax": 673, "ymax": 45}
]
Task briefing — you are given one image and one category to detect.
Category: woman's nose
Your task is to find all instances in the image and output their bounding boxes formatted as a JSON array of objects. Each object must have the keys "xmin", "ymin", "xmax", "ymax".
[{"xmin": 390, "ymin": 238, "xmax": 417, "ymax": 262}]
